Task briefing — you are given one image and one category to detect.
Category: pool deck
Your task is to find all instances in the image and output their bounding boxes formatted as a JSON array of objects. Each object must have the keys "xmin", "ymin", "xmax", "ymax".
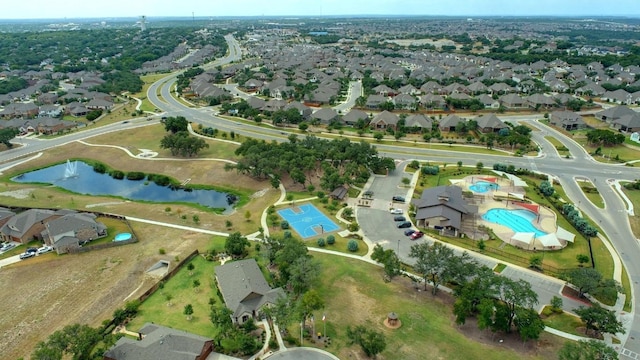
[{"xmin": 455, "ymin": 175, "xmax": 559, "ymax": 249}]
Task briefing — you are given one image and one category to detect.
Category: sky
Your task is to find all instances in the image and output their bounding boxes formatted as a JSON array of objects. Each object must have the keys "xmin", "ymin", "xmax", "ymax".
[{"xmin": 3, "ymin": 0, "xmax": 640, "ymax": 19}]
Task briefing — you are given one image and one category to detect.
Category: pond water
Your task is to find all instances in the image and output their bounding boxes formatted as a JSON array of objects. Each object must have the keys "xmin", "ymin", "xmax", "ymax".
[{"xmin": 12, "ymin": 161, "xmax": 236, "ymax": 212}]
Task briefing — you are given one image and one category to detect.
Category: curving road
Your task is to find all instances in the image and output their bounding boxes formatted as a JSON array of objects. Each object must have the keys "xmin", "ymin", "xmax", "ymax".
[{"xmin": 2, "ymin": 34, "xmax": 639, "ymax": 357}]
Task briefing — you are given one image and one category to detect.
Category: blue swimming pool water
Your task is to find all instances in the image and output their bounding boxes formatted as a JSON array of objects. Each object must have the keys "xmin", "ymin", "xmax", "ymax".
[
  {"xmin": 482, "ymin": 208, "xmax": 546, "ymax": 237},
  {"xmin": 469, "ymin": 181, "xmax": 500, "ymax": 193},
  {"xmin": 114, "ymin": 233, "xmax": 132, "ymax": 242},
  {"xmin": 277, "ymin": 203, "xmax": 340, "ymax": 239}
]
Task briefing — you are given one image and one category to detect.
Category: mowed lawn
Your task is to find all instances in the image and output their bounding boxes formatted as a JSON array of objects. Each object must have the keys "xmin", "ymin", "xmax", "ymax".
[
  {"xmin": 305, "ymin": 254, "xmax": 562, "ymax": 360},
  {"xmin": 126, "ymin": 254, "xmax": 222, "ymax": 338}
]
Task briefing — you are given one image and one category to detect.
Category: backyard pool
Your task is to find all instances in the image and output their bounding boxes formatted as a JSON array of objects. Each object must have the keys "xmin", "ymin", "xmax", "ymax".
[
  {"xmin": 114, "ymin": 233, "xmax": 132, "ymax": 242},
  {"xmin": 482, "ymin": 208, "xmax": 546, "ymax": 237},
  {"xmin": 277, "ymin": 203, "xmax": 340, "ymax": 239},
  {"xmin": 469, "ymin": 180, "xmax": 500, "ymax": 193}
]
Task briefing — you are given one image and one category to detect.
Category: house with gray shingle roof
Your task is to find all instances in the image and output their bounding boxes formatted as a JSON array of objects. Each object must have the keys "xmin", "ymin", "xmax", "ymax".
[
  {"xmin": 412, "ymin": 185, "xmax": 477, "ymax": 237},
  {"xmin": 103, "ymin": 323, "xmax": 216, "ymax": 360},
  {"xmin": 475, "ymin": 113, "xmax": 508, "ymax": 133},
  {"xmin": 342, "ymin": 109, "xmax": 369, "ymax": 126},
  {"xmin": 595, "ymin": 105, "xmax": 636, "ymax": 123},
  {"xmin": 370, "ymin": 111, "xmax": 399, "ymax": 130},
  {"xmin": 310, "ymin": 108, "xmax": 339, "ymax": 125},
  {"xmin": 41, "ymin": 212, "xmax": 107, "ymax": 254},
  {"xmin": 550, "ymin": 111, "xmax": 586, "ymax": 131},
  {"xmin": 438, "ymin": 114, "xmax": 466, "ymax": 132},
  {"xmin": 214, "ymin": 259, "xmax": 284, "ymax": 324},
  {"xmin": 404, "ymin": 114, "xmax": 433, "ymax": 132},
  {"xmin": 0, "ymin": 209, "xmax": 57, "ymax": 244},
  {"xmin": 612, "ymin": 113, "xmax": 640, "ymax": 133}
]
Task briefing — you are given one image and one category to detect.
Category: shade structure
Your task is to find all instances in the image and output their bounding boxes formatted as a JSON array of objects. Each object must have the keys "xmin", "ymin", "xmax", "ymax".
[
  {"xmin": 511, "ymin": 232, "xmax": 535, "ymax": 246},
  {"xmin": 556, "ymin": 226, "xmax": 575, "ymax": 243},
  {"xmin": 537, "ymin": 233, "xmax": 562, "ymax": 248}
]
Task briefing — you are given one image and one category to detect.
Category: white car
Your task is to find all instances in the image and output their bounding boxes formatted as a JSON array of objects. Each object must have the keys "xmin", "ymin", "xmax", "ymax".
[
  {"xmin": 37, "ymin": 245, "xmax": 53, "ymax": 254},
  {"xmin": 390, "ymin": 208, "xmax": 403, "ymax": 215},
  {"xmin": 0, "ymin": 243, "xmax": 16, "ymax": 252}
]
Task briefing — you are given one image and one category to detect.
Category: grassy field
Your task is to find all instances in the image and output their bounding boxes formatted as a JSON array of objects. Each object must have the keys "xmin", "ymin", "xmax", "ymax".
[
  {"xmin": 126, "ymin": 254, "xmax": 223, "ymax": 338},
  {"xmin": 572, "ymin": 134, "xmax": 640, "ymax": 165},
  {"xmin": 542, "ymin": 307, "xmax": 585, "ymax": 337},
  {"xmin": 621, "ymin": 186, "xmax": 640, "ymax": 239},
  {"xmin": 578, "ymin": 181, "xmax": 605, "ymax": 208},
  {"xmin": 301, "ymin": 253, "xmax": 564, "ymax": 360},
  {"xmin": 544, "ymin": 136, "xmax": 571, "ymax": 157}
]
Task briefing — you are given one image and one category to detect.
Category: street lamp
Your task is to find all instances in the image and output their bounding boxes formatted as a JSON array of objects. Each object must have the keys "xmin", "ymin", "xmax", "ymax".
[{"xmin": 397, "ymin": 239, "xmax": 400, "ymax": 254}]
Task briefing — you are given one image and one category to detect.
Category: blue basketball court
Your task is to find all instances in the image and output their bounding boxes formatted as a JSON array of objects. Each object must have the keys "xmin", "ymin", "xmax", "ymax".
[{"xmin": 277, "ymin": 203, "xmax": 340, "ymax": 238}]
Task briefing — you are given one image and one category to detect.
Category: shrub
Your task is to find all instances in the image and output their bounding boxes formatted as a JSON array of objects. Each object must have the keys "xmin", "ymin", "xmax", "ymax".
[
  {"xmin": 421, "ymin": 165, "xmax": 440, "ymax": 175},
  {"xmin": 281, "ymin": 221, "xmax": 290, "ymax": 230},
  {"xmin": 158, "ymin": 248, "xmax": 166, "ymax": 255},
  {"xmin": 110, "ymin": 170, "xmax": 125, "ymax": 179},
  {"xmin": 347, "ymin": 239, "xmax": 359, "ymax": 252},
  {"xmin": 92, "ymin": 163, "xmax": 107, "ymax": 173},
  {"xmin": 317, "ymin": 238, "xmax": 326, "ymax": 247},
  {"xmin": 126, "ymin": 171, "xmax": 146, "ymax": 180},
  {"xmin": 326, "ymin": 235, "xmax": 336, "ymax": 245},
  {"xmin": 347, "ymin": 223, "xmax": 360, "ymax": 232},
  {"xmin": 148, "ymin": 174, "xmax": 172, "ymax": 186}
]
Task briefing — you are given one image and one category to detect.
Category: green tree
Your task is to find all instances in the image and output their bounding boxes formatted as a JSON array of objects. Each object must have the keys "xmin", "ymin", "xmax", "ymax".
[
  {"xmin": 164, "ymin": 116, "xmax": 189, "ymax": 133},
  {"xmin": 346, "ymin": 325, "xmax": 387, "ymax": 358},
  {"xmin": 0, "ymin": 128, "xmax": 19, "ymax": 148},
  {"xmin": 495, "ymin": 277, "xmax": 538, "ymax": 332},
  {"xmin": 558, "ymin": 340, "xmax": 619, "ymax": 360},
  {"xmin": 409, "ymin": 242, "xmax": 475, "ymax": 295},
  {"xmin": 575, "ymin": 304, "xmax": 625, "ymax": 337},
  {"xmin": 299, "ymin": 289, "xmax": 325, "ymax": 322},
  {"xmin": 224, "ymin": 231, "xmax": 250, "ymax": 257},
  {"xmin": 31, "ymin": 324, "xmax": 101, "ymax": 360},
  {"xmin": 193, "ymin": 279, "xmax": 201, "ymax": 292},
  {"xmin": 514, "ymin": 307, "xmax": 545, "ymax": 342},
  {"xmin": 288, "ymin": 256, "xmax": 320, "ymax": 295},
  {"xmin": 576, "ymin": 254, "xmax": 590, "ymax": 266},
  {"xmin": 529, "ymin": 254, "xmax": 543, "ymax": 271},
  {"xmin": 184, "ymin": 304, "xmax": 194, "ymax": 320},
  {"xmin": 210, "ymin": 307, "xmax": 233, "ymax": 346},
  {"xmin": 567, "ymin": 267, "xmax": 601, "ymax": 298},
  {"xmin": 476, "ymin": 162, "xmax": 484, "ymax": 172}
]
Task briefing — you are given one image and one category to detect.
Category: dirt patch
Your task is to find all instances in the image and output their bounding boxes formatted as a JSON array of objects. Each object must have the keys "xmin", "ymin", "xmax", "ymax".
[{"xmin": 0, "ymin": 224, "xmax": 212, "ymax": 360}]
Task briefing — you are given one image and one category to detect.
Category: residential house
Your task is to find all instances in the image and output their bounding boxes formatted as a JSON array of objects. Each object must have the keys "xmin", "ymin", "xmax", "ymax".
[
  {"xmin": 284, "ymin": 101, "xmax": 312, "ymax": 120},
  {"xmin": 438, "ymin": 114, "xmax": 466, "ymax": 132},
  {"xmin": 595, "ymin": 105, "xmax": 636, "ymax": 123},
  {"xmin": 0, "ymin": 208, "xmax": 58, "ymax": 244},
  {"xmin": 477, "ymin": 94, "xmax": 500, "ymax": 109},
  {"xmin": 103, "ymin": 323, "xmax": 215, "ymax": 360},
  {"xmin": 41, "ymin": 212, "xmax": 108, "ymax": 254},
  {"xmin": 475, "ymin": 114, "xmax": 508, "ymax": 133},
  {"xmin": 242, "ymin": 79, "xmax": 263, "ymax": 92},
  {"xmin": 0, "ymin": 103, "xmax": 40, "ymax": 119},
  {"xmin": 412, "ymin": 185, "xmax": 477, "ymax": 237},
  {"xmin": 550, "ymin": 111, "xmax": 586, "ymax": 131},
  {"xmin": 419, "ymin": 94, "xmax": 446, "ymax": 109},
  {"xmin": 370, "ymin": 111, "xmax": 399, "ymax": 130},
  {"xmin": 245, "ymin": 96, "xmax": 266, "ymax": 111},
  {"xmin": 499, "ymin": 93, "xmax": 526, "ymax": 109},
  {"xmin": 214, "ymin": 259, "xmax": 285, "ymax": 324},
  {"xmin": 602, "ymin": 89, "xmax": 632, "ymax": 105},
  {"xmin": 365, "ymin": 94, "xmax": 387, "ymax": 109},
  {"xmin": 36, "ymin": 117, "xmax": 78, "ymax": 135},
  {"xmin": 310, "ymin": 108, "xmax": 339, "ymax": 125},
  {"xmin": 37, "ymin": 93, "xmax": 59, "ymax": 105},
  {"xmin": 329, "ymin": 186, "xmax": 348, "ymax": 200},
  {"xmin": 467, "ymin": 82, "xmax": 489, "ymax": 95},
  {"xmin": 612, "ymin": 113, "xmax": 640, "ymax": 133},
  {"xmin": 526, "ymin": 94, "xmax": 555, "ymax": 109},
  {"xmin": 372, "ymin": 84, "xmax": 396, "ymax": 97},
  {"xmin": 393, "ymin": 94, "xmax": 417, "ymax": 110},
  {"xmin": 86, "ymin": 99, "xmax": 114, "ymax": 110},
  {"xmin": 0, "ymin": 207, "xmax": 16, "ymax": 228},
  {"xmin": 262, "ymin": 99, "xmax": 287, "ymax": 113},
  {"xmin": 404, "ymin": 114, "xmax": 433, "ymax": 132},
  {"xmin": 342, "ymin": 109, "xmax": 369, "ymax": 126}
]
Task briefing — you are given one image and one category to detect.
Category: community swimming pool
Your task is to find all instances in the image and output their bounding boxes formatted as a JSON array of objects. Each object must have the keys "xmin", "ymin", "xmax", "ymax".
[
  {"xmin": 277, "ymin": 203, "xmax": 340, "ymax": 239},
  {"xmin": 482, "ymin": 208, "xmax": 547, "ymax": 237},
  {"xmin": 469, "ymin": 180, "xmax": 500, "ymax": 193}
]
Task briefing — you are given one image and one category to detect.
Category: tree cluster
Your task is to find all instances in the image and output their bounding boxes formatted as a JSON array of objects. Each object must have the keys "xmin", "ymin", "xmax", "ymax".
[
  {"xmin": 562, "ymin": 204, "xmax": 598, "ymax": 238},
  {"xmin": 346, "ymin": 325, "xmax": 387, "ymax": 358},
  {"xmin": 565, "ymin": 267, "xmax": 621, "ymax": 302},
  {"xmin": 226, "ymin": 136, "xmax": 395, "ymax": 190},
  {"xmin": 371, "ymin": 244, "xmax": 402, "ymax": 280},
  {"xmin": 160, "ymin": 131, "xmax": 209, "ymax": 157},
  {"xmin": 586, "ymin": 129, "xmax": 625, "ymax": 147}
]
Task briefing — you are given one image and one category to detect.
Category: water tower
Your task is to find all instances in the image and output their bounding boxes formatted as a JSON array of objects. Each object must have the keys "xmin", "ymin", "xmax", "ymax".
[{"xmin": 139, "ymin": 15, "xmax": 146, "ymax": 32}]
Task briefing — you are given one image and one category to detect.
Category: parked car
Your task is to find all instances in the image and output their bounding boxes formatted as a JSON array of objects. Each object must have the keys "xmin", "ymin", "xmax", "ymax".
[
  {"xmin": 410, "ymin": 231, "xmax": 424, "ymax": 240},
  {"xmin": 363, "ymin": 190, "xmax": 374, "ymax": 198},
  {"xmin": 394, "ymin": 216, "xmax": 406, "ymax": 222},
  {"xmin": 392, "ymin": 196, "xmax": 405, "ymax": 203},
  {"xmin": 26, "ymin": 247, "xmax": 38, "ymax": 254},
  {"xmin": 19, "ymin": 252, "xmax": 35, "ymax": 260},
  {"xmin": 404, "ymin": 229, "xmax": 416, "ymax": 236},
  {"xmin": 37, "ymin": 245, "xmax": 53, "ymax": 255},
  {"xmin": 0, "ymin": 243, "xmax": 15, "ymax": 252},
  {"xmin": 390, "ymin": 208, "xmax": 403, "ymax": 215},
  {"xmin": 397, "ymin": 221, "xmax": 412, "ymax": 228}
]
